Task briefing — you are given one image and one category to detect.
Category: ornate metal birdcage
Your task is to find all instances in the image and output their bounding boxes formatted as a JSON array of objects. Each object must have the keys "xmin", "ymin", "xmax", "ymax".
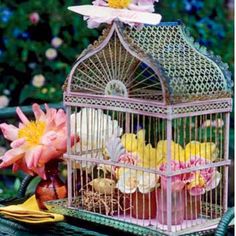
[{"xmin": 46, "ymin": 22, "xmax": 232, "ymax": 235}]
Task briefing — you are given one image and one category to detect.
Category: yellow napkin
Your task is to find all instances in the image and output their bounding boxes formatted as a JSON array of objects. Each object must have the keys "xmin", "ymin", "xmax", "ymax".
[{"xmin": 0, "ymin": 195, "xmax": 64, "ymax": 224}]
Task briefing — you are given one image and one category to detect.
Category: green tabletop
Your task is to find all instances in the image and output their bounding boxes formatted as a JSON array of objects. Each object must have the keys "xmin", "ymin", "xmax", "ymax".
[{"xmin": 0, "ymin": 215, "xmax": 136, "ymax": 236}]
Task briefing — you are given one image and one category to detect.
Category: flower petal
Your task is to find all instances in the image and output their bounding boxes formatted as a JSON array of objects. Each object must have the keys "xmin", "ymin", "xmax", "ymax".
[
  {"xmin": 39, "ymin": 146, "xmax": 61, "ymax": 166},
  {"xmin": 0, "ymin": 123, "xmax": 19, "ymax": 141},
  {"xmin": 41, "ymin": 131, "xmax": 57, "ymax": 145},
  {"xmin": 12, "ymin": 159, "xmax": 34, "ymax": 175},
  {"xmin": 189, "ymin": 187, "xmax": 205, "ymax": 196},
  {"xmin": 32, "ymin": 103, "xmax": 45, "ymax": 120},
  {"xmin": 44, "ymin": 104, "xmax": 57, "ymax": 128},
  {"xmin": 0, "ymin": 148, "xmax": 24, "ymax": 167},
  {"xmin": 32, "ymin": 165, "xmax": 46, "ymax": 179},
  {"xmin": 10, "ymin": 138, "xmax": 25, "ymax": 148},
  {"xmin": 55, "ymin": 109, "xmax": 66, "ymax": 127},
  {"xmin": 206, "ymin": 171, "xmax": 222, "ymax": 191},
  {"xmin": 25, "ymin": 146, "xmax": 43, "ymax": 169},
  {"xmin": 16, "ymin": 107, "xmax": 29, "ymax": 124}
]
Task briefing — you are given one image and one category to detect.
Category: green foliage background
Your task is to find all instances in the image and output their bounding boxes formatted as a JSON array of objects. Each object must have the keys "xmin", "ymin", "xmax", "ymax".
[{"xmin": 0, "ymin": 0, "xmax": 234, "ymax": 106}]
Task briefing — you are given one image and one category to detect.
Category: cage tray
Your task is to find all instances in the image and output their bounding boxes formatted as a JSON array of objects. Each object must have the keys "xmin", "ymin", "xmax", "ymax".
[{"xmin": 45, "ymin": 198, "xmax": 221, "ymax": 236}]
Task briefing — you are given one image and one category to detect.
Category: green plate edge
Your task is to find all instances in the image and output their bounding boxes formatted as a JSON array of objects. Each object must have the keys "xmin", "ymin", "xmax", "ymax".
[{"xmin": 45, "ymin": 198, "xmax": 167, "ymax": 236}]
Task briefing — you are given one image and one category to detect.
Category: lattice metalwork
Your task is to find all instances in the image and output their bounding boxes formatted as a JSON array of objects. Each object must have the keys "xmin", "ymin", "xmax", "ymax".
[
  {"xmin": 69, "ymin": 29, "xmax": 164, "ymax": 102},
  {"xmin": 123, "ymin": 22, "xmax": 232, "ymax": 103},
  {"xmin": 64, "ymin": 22, "xmax": 232, "ymax": 105},
  {"xmin": 64, "ymin": 95, "xmax": 232, "ymax": 118}
]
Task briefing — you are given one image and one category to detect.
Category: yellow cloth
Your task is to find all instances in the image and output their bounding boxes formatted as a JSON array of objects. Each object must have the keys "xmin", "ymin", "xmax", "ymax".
[{"xmin": 0, "ymin": 195, "xmax": 64, "ymax": 224}]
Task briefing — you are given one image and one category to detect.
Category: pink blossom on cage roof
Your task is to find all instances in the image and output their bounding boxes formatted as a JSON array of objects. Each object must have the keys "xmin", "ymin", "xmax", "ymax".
[{"xmin": 68, "ymin": 0, "xmax": 161, "ymax": 29}]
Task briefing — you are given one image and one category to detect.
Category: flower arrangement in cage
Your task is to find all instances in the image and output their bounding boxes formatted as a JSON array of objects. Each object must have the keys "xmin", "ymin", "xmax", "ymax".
[
  {"xmin": 67, "ymin": 107, "xmax": 223, "ymax": 223},
  {"xmin": 0, "ymin": 104, "xmax": 78, "ymax": 208}
]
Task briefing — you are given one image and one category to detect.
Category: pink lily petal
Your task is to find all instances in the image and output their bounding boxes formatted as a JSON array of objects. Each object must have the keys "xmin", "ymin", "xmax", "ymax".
[
  {"xmin": 13, "ymin": 159, "xmax": 34, "ymax": 176},
  {"xmin": 0, "ymin": 123, "xmax": 19, "ymax": 141},
  {"xmin": 55, "ymin": 109, "xmax": 66, "ymax": 127},
  {"xmin": 0, "ymin": 148, "xmax": 25, "ymax": 167},
  {"xmin": 18, "ymin": 122, "xmax": 24, "ymax": 129},
  {"xmin": 16, "ymin": 107, "xmax": 29, "ymax": 124},
  {"xmin": 25, "ymin": 146, "xmax": 43, "ymax": 169},
  {"xmin": 45, "ymin": 104, "xmax": 57, "ymax": 119},
  {"xmin": 52, "ymin": 137, "xmax": 67, "ymax": 152},
  {"xmin": 32, "ymin": 165, "xmax": 46, "ymax": 179},
  {"xmin": 32, "ymin": 103, "xmax": 45, "ymax": 121},
  {"xmin": 39, "ymin": 146, "xmax": 61, "ymax": 166},
  {"xmin": 87, "ymin": 18, "xmax": 103, "ymax": 29},
  {"xmin": 41, "ymin": 131, "xmax": 57, "ymax": 145},
  {"xmin": 53, "ymin": 135, "xmax": 80, "ymax": 152},
  {"xmin": 52, "ymin": 132, "xmax": 78, "ymax": 152},
  {"xmin": 10, "ymin": 138, "xmax": 25, "ymax": 148}
]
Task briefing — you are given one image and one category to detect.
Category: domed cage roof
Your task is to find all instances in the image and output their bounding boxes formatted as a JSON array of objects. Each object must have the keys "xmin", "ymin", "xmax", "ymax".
[{"xmin": 64, "ymin": 22, "xmax": 232, "ymax": 105}]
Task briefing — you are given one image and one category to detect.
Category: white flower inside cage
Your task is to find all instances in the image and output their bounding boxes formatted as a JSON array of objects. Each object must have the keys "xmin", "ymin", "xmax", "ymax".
[
  {"xmin": 117, "ymin": 168, "xmax": 159, "ymax": 194},
  {"xmin": 70, "ymin": 108, "xmax": 123, "ymax": 170},
  {"xmin": 71, "ymin": 108, "xmax": 123, "ymax": 149}
]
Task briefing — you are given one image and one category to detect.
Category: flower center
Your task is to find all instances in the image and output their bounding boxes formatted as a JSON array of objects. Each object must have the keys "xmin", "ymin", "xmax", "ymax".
[
  {"xmin": 108, "ymin": 0, "xmax": 131, "ymax": 9},
  {"xmin": 18, "ymin": 121, "xmax": 46, "ymax": 146}
]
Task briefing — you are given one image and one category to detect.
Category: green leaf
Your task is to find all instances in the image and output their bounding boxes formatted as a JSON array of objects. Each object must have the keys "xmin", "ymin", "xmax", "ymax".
[{"xmin": 19, "ymin": 85, "xmax": 37, "ymax": 104}]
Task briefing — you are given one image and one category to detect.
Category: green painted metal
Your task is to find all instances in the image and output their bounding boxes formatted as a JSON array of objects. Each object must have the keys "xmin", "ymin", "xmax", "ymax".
[
  {"xmin": 65, "ymin": 22, "xmax": 232, "ymax": 104},
  {"xmin": 215, "ymin": 207, "xmax": 234, "ymax": 236},
  {"xmin": 45, "ymin": 198, "xmax": 167, "ymax": 236},
  {"xmin": 123, "ymin": 22, "xmax": 232, "ymax": 103}
]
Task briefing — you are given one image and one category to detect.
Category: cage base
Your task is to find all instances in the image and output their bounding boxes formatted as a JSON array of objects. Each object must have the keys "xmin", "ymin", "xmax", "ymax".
[{"xmin": 45, "ymin": 198, "xmax": 222, "ymax": 235}]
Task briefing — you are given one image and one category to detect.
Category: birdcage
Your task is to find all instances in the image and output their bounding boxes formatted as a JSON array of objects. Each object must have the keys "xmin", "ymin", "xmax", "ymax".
[{"xmin": 45, "ymin": 22, "xmax": 232, "ymax": 235}]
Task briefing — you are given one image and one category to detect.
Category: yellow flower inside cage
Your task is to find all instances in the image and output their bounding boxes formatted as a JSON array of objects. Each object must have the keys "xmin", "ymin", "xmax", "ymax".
[
  {"xmin": 156, "ymin": 140, "xmax": 185, "ymax": 163},
  {"xmin": 136, "ymin": 144, "xmax": 164, "ymax": 168},
  {"xmin": 187, "ymin": 172, "xmax": 206, "ymax": 190},
  {"xmin": 185, "ymin": 141, "xmax": 219, "ymax": 161},
  {"xmin": 120, "ymin": 130, "xmax": 219, "ymax": 169},
  {"xmin": 121, "ymin": 129, "xmax": 145, "ymax": 152},
  {"xmin": 121, "ymin": 130, "xmax": 163, "ymax": 168}
]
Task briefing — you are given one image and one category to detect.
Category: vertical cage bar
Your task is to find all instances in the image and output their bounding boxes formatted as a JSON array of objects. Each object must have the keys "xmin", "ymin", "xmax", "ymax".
[
  {"xmin": 223, "ymin": 112, "xmax": 230, "ymax": 213},
  {"xmin": 166, "ymin": 118, "xmax": 172, "ymax": 231},
  {"xmin": 66, "ymin": 106, "xmax": 72, "ymax": 207}
]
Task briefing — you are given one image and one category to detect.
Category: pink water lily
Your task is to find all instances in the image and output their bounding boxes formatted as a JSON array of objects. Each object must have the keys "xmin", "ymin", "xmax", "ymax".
[{"xmin": 0, "ymin": 104, "xmax": 77, "ymax": 179}]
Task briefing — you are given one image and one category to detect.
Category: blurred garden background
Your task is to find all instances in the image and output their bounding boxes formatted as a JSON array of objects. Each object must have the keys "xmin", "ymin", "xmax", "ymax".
[{"xmin": 0, "ymin": 0, "xmax": 234, "ymax": 205}]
